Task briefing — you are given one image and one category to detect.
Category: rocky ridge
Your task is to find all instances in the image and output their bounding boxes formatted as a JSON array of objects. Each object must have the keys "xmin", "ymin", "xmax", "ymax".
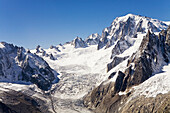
[
  {"xmin": 84, "ymin": 26, "xmax": 170, "ymax": 113},
  {"xmin": 0, "ymin": 42, "xmax": 59, "ymax": 91},
  {"xmin": 0, "ymin": 14, "xmax": 169, "ymax": 113}
]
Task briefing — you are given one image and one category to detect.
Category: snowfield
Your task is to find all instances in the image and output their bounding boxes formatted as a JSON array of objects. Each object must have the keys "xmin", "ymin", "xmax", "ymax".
[
  {"xmin": 164, "ymin": 21, "xmax": 170, "ymax": 25},
  {"xmin": 31, "ymin": 44, "xmax": 115, "ymax": 113},
  {"xmin": 132, "ymin": 63, "xmax": 170, "ymax": 98},
  {"xmin": 38, "ymin": 44, "xmax": 114, "ymax": 99},
  {"xmin": 0, "ymin": 14, "xmax": 169, "ymax": 113}
]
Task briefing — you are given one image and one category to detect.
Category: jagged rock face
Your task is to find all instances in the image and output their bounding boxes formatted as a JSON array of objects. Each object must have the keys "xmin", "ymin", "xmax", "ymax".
[
  {"xmin": 97, "ymin": 14, "xmax": 167, "ymax": 50},
  {"xmin": 0, "ymin": 42, "xmax": 59, "ymax": 91},
  {"xmin": 50, "ymin": 45, "xmax": 61, "ymax": 52},
  {"xmin": 84, "ymin": 81, "xmax": 115, "ymax": 110},
  {"xmin": 0, "ymin": 90, "xmax": 51, "ymax": 113},
  {"xmin": 85, "ymin": 33, "xmax": 101, "ymax": 45},
  {"xmin": 71, "ymin": 37, "xmax": 87, "ymax": 48},
  {"xmin": 107, "ymin": 56, "xmax": 129, "ymax": 72},
  {"xmin": 110, "ymin": 39, "xmax": 132, "ymax": 59},
  {"xmin": 35, "ymin": 45, "xmax": 57, "ymax": 60},
  {"xmin": 120, "ymin": 93, "xmax": 170, "ymax": 113},
  {"xmin": 49, "ymin": 53, "xmax": 55, "ymax": 60},
  {"xmin": 97, "ymin": 37, "xmax": 109, "ymax": 50},
  {"xmin": 166, "ymin": 26, "xmax": 170, "ymax": 45},
  {"xmin": 84, "ymin": 28, "xmax": 170, "ymax": 113},
  {"xmin": 0, "ymin": 92, "xmax": 41, "ymax": 113},
  {"xmin": 36, "ymin": 45, "xmax": 45, "ymax": 54},
  {"xmin": 112, "ymin": 31, "xmax": 169, "ymax": 94},
  {"xmin": 85, "ymin": 82, "xmax": 170, "ymax": 113},
  {"xmin": 160, "ymin": 25, "xmax": 170, "ymax": 56}
]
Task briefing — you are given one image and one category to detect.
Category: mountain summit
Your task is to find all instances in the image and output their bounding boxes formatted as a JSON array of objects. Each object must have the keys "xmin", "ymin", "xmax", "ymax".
[{"xmin": 0, "ymin": 14, "xmax": 169, "ymax": 113}]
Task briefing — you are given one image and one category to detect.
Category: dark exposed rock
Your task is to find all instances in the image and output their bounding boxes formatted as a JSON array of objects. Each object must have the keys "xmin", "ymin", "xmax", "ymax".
[
  {"xmin": 97, "ymin": 14, "xmax": 167, "ymax": 50},
  {"xmin": 50, "ymin": 45, "xmax": 61, "ymax": 52},
  {"xmin": 36, "ymin": 45, "xmax": 41, "ymax": 53},
  {"xmin": 49, "ymin": 54, "xmax": 55, "ymax": 60},
  {"xmin": 113, "ymin": 30, "xmax": 169, "ymax": 92},
  {"xmin": 97, "ymin": 33, "xmax": 109, "ymax": 50},
  {"xmin": 85, "ymin": 33, "xmax": 101, "ymax": 45},
  {"xmin": 110, "ymin": 39, "xmax": 132, "ymax": 59},
  {"xmin": 71, "ymin": 37, "xmax": 87, "ymax": 48},
  {"xmin": 107, "ymin": 56, "xmax": 129, "ymax": 72},
  {"xmin": 36, "ymin": 45, "xmax": 45, "ymax": 54},
  {"xmin": 85, "ymin": 84, "xmax": 170, "ymax": 113},
  {"xmin": 120, "ymin": 93, "xmax": 170, "ymax": 113},
  {"xmin": 108, "ymin": 72, "xmax": 116, "ymax": 79},
  {"xmin": 0, "ymin": 90, "xmax": 51, "ymax": 113},
  {"xmin": 0, "ymin": 42, "xmax": 59, "ymax": 91},
  {"xmin": 84, "ymin": 28, "xmax": 170, "ymax": 113},
  {"xmin": 0, "ymin": 102, "xmax": 17, "ymax": 113},
  {"xmin": 136, "ymin": 20, "xmax": 145, "ymax": 33},
  {"xmin": 84, "ymin": 81, "xmax": 115, "ymax": 110},
  {"xmin": 113, "ymin": 71, "xmax": 125, "ymax": 94},
  {"xmin": 160, "ymin": 25, "xmax": 170, "ymax": 59}
]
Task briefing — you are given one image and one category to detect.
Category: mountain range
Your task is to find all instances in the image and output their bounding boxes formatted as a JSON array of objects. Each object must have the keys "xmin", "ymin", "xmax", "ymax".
[{"xmin": 0, "ymin": 14, "xmax": 169, "ymax": 113}]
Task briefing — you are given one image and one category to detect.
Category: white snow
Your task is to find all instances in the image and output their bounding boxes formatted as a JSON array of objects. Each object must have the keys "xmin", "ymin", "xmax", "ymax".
[
  {"xmin": 118, "ymin": 33, "xmax": 145, "ymax": 57},
  {"xmin": 164, "ymin": 21, "xmax": 170, "ymax": 25},
  {"xmin": 118, "ymin": 91, "xmax": 127, "ymax": 96},
  {"xmin": 111, "ymin": 14, "xmax": 167, "ymax": 35},
  {"xmin": 42, "ymin": 44, "xmax": 114, "ymax": 99},
  {"xmin": 132, "ymin": 63, "xmax": 170, "ymax": 98},
  {"xmin": 86, "ymin": 33, "xmax": 100, "ymax": 39},
  {"xmin": 0, "ymin": 43, "xmax": 5, "ymax": 48},
  {"xmin": 0, "ymin": 14, "xmax": 168, "ymax": 113}
]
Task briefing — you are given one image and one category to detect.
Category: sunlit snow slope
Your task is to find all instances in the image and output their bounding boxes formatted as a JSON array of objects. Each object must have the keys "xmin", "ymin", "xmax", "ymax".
[
  {"xmin": 28, "ymin": 14, "xmax": 170, "ymax": 113},
  {"xmin": 133, "ymin": 63, "xmax": 170, "ymax": 98},
  {"xmin": 33, "ymin": 44, "xmax": 114, "ymax": 99}
]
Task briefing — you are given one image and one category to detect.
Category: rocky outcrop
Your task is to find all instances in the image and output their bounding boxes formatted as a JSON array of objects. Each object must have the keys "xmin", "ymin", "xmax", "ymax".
[
  {"xmin": 107, "ymin": 56, "xmax": 129, "ymax": 72},
  {"xmin": 85, "ymin": 33, "xmax": 101, "ymax": 45},
  {"xmin": 84, "ymin": 81, "xmax": 115, "ymax": 110},
  {"xmin": 50, "ymin": 45, "xmax": 61, "ymax": 52},
  {"xmin": 49, "ymin": 53, "xmax": 55, "ymax": 60},
  {"xmin": 0, "ymin": 42, "xmax": 59, "ymax": 91},
  {"xmin": 84, "ymin": 28, "xmax": 170, "ymax": 113},
  {"xmin": 110, "ymin": 39, "xmax": 132, "ymax": 59},
  {"xmin": 0, "ymin": 89, "xmax": 51, "ymax": 113},
  {"xmin": 120, "ymin": 93, "xmax": 170, "ymax": 113},
  {"xmin": 160, "ymin": 25, "xmax": 170, "ymax": 57},
  {"xmin": 97, "ymin": 37, "xmax": 109, "ymax": 50},
  {"xmin": 108, "ymin": 30, "xmax": 170, "ymax": 94},
  {"xmin": 97, "ymin": 14, "xmax": 167, "ymax": 50},
  {"xmin": 84, "ymin": 82, "xmax": 170, "ymax": 113},
  {"xmin": 71, "ymin": 37, "xmax": 87, "ymax": 48}
]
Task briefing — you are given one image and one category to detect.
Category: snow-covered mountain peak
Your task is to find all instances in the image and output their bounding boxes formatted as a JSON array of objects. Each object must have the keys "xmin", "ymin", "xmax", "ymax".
[
  {"xmin": 85, "ymin": 33, "xmax": 101, "ymax": 45},
  {"xmin": 0, "ymin": 14, "xmax": 169, "ymax": 113},
  {"xmin": 71, "ymin": 36, "xmax": 87, "ymax": 48},
  {"xmin": 111, "ymin": 13, "xmax": 167, "ymax": 32},
  {"xmin": 86, "ymin": 33, "xmax": 101, "ymax": 39},
  {"xmin": 113, "ymin": 13, "xmax": 139, "ymax": 23},
  {"xmin": 98, "ymin": 14, "xmax": 168, "ymax": 50}
]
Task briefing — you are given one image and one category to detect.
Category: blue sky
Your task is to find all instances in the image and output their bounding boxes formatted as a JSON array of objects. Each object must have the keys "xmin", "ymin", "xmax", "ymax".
[{"xmin": 0, "ymin": 0, "xmax": 170, "ymax": 49}]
